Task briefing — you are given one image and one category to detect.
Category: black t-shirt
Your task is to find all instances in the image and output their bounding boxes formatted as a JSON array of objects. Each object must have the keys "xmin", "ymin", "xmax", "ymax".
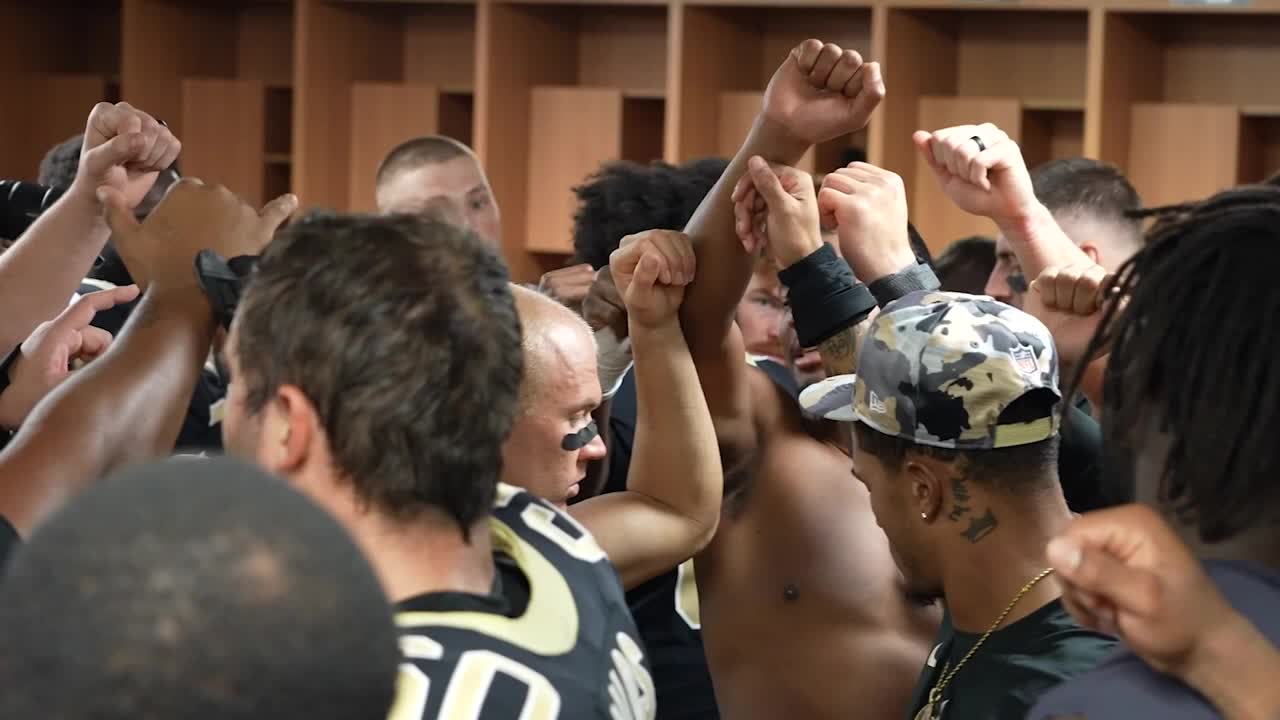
[
  {"xmin": 906, "ymin": 600, "xmax": 1116, "ymax": 720},
  {"xmin": 0, "ymin": 513, "xmax": 20, "ymax": 571}
]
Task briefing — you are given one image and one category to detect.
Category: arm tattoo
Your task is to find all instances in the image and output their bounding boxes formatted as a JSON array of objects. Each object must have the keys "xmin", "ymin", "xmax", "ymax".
[
  {"xmin": 961, "ymin": 508, "xmax": 998, "ymax": 543},
  {"xmin": 817, "ymin": 317, "xmax": 871, "ymax": 377}
]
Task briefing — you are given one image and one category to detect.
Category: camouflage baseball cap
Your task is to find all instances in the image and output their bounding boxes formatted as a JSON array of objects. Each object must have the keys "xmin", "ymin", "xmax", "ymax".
[{"xmin": 852, "ymin": 291, "xmax": 1061, "ymax": 449}]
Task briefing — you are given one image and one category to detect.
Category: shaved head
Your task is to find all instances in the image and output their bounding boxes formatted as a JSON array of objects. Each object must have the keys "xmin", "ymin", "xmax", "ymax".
[
  {"xmin": 503, "ymin": 286, "xmax": 606, "ymax": 505},
  {"xmin": 374, "ymin": 136, "xmax": 501, "ymax": 249},
  {"xmin": 510, "ymin": 285, "xmax": 596, "ymax": 410}
]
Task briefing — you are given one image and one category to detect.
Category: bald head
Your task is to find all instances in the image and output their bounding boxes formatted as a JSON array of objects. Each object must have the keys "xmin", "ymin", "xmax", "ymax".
[{"xmin": 511, "ymin": 285, "xmax": 597, "ymax": 410}]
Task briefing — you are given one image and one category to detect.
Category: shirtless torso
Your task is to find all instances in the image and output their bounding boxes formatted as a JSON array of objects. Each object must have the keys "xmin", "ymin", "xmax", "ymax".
[{"xmin": 696, "ymin": 370, "xmax": 938, "ymax": 720}]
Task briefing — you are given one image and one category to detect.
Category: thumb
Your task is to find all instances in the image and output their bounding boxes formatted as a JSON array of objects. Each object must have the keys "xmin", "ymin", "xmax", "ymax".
[
  {"xmin": 97, "ymin": 186, "xmax": 140, "ymax": 237},
  {"xmin": 632, "ymin": 253, "xmax": 662, "ymax": 290},
  {"xmin": 82, "ymin": 131, "xmax": 147, "ymax": 179},
  {"xmin": 747, "ymin": 156, "xmax": 790, "ymax": 207},
  {"xmin": 259, "ymin": 193, "xmax": 299, "ymax": 238}
]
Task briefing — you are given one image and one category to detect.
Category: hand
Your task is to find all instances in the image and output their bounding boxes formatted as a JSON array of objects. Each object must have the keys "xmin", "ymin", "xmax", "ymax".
[
  {"xmin": 0, "ymin": 285, "xmax": 140, "ymax": 429},
  {"xmin": 609, "ymin": 230, "xmax": 696, "ymax": 329},
  {"xmin": 1046, "ymin": 504, "xmax": 1240, "ymax": 678},
  {"xmin": 68, "ymin": 102, "xmax": 182, "ymax": 215},
  {"xmin": 101, "ymin": 179, "xmax": 297, "ymax": 292},
  {"xmin": 1027, "ymin": 263, "xmax": 1118, "ymax": 369},
  {"xmin": 731, "ymin": 157, "xmax": 822, "ymax": 266},
  {"xmin": 762, "ymin": 39, "xmax": 884, "ymax": 146},
  {"xmin": 817, "ymin": 163, "xmax": 914, "ymax": 282},
  {"xmin": 582, "ymin": 267, "xmax": 629, "ymax": 340},
  {"xmin": 911, "ymin": 123, "xmax": 1040, "ymax": 227},
  {"xmin": 537, "ymin": 263, "xmax": 597, "ymax": 311}
]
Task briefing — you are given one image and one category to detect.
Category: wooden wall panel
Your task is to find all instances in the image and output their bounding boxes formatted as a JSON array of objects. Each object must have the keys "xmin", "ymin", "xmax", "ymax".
[
  {"xmin": 238, "ymin": 4, "xmax": 295, "ymax": 87},
  {"xmin": 670, "ymin": 6, "xmax": 758, "ymax": 162},
  {"xmin": 954, "ymin": 11, "xmax": 1089, "ymax": 104},
  {"xmin": 912, "ymin": 96, "xmax": 1022, "ymax": 252},
  {"xmin": 2, "ymin": 75, "xmax": 111, "ymax": 183},
  {"xmin": 1161, "ymin": 15, "xmax": 1280, "ymax": 107},
  {"xmin": 404, "ymin": 7, "xmax": 476, "ymax": 89},
  {"xmin": 578, "ymin": 8, "xmax": 669, "ymax": 93},
  {"xmin": 525, "ymin": 87, "xmax": 624, "ymax": 254},
  {"xmin": 347, "ymin": 84, "xmax": 443, "ymax": 212},
  {"xmin": 1127, "ymin": 103, "xmax": 1240, "ymax": 207},
  {"xmin": 181, "ymin": 78, "xmax": 266, "ymax": 204}
]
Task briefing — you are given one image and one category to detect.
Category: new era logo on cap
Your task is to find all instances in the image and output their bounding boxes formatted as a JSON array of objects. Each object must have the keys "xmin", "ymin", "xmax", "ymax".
[{"xmin": 869, "ymin": 390, "xmax": 886, "ymax": 414}]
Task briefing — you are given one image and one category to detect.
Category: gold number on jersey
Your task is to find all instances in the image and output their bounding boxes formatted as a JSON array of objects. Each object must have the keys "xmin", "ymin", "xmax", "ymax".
[
  {"xmin": 388, "ymin": 636, "xmax": 444, "ymax": 720},
  {"xmin": 521, "ymin": 502, "xmax": 608, "ymax": 564},
  {"xmin": 674, "ymin": 559, "xmax": 701, "ymax": 629},
  {"xmin": 607, "ymin": 632, "xmax": 656, "ymax": 720},
  {"xmin": 438, "ymin": 650, "xmax": 562, "ymax": 719}
]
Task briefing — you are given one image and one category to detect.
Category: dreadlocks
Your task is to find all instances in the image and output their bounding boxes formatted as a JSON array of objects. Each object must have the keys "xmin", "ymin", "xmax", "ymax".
[{"xmin": 1082, "ymin": 182, "xmax": 1280, "ymax": 543}]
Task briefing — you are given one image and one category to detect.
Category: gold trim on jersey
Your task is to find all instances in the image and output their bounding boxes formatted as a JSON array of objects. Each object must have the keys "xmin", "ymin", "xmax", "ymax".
[{"xmin": 395, "ymin": 512, "xmax": 580, "ymax": 657}]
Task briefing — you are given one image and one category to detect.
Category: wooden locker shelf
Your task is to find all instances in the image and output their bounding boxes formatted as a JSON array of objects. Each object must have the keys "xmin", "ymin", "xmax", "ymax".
[
  {"xmin": 881, "ymin": 8, "xmax": 1089, "ymax": 248},
  {"xmin": 672, "ymin": 4, "xmax": 872, "ymax": 167},
  {"xmin": 477, "ymin": 2, "xmax": 669, "ymax": 278},
  {"xmin": 0, "ymin": 1, "xmax": 122, "ymax": 180},
  {"xmin": 295, "ymin": 0, "xmax": 477, "ymax": 211},
  {"xmin": 1094, "ymin": 10, "xmax": 1280, "ymax": 205}
]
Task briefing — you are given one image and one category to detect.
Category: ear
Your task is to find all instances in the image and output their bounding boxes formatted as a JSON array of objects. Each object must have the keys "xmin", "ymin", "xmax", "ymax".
[
  {"xmin": 903, "ymin": 456, "xmax": 945, "ymax": 523},
  {"xmin": 1080, "ymin": 243, "xmax": 1101, "ymax": 264},
  {"xmin": 260, "ymin": 385, "xmax": 318, "ymax": 475}
]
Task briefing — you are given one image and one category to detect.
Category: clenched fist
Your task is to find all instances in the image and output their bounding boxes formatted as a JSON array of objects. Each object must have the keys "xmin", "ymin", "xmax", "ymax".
[
  {"xmin": 817, "ymin": 162, "xmax": 914, "ymax": 282},
  {"xmin": 762, "ymin": 39, "xmax": 885, "ymax": 147},
  {"xmin": 731, "ymin": 156, "xmax": 823, "ymax": 267},
  {"xmin": 609, "ymin": 230, "xmax": 696, "ymax": 330}
]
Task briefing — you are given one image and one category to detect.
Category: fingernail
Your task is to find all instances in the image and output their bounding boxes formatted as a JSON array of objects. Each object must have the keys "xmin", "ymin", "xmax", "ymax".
[{"xmin": 1047, "ymin": 537, "xmax": 1081, "ymax": 572}]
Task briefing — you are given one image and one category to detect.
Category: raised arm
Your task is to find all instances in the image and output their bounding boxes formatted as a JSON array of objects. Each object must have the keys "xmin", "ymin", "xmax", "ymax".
[
  {"xmin": 0, "ymin": 180, "xmax": 295, "ymax": 535},
  {"xmin": 0, "ymin": 103, "xmax": 179, "ymax": 354},
  {"xmin": 572, "ymin": 230, "xmax": 722, "ymax": 589},
  {"xmin": 678, "ymin": 39, "xmax": 883, "ymax": 453}
]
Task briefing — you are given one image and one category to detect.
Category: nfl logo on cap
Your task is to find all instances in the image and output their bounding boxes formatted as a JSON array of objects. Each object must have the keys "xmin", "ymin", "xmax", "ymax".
[{"xmin": 1011, "ymin": 347, "xmax": 1038, "ymax": 375}]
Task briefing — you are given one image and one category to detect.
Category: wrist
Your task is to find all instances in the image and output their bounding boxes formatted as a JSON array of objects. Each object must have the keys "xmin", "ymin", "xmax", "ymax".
[
  {"xmin": 61, "ymin": 182, "xmax": 110, "ymax": 232},
  {"xmin": 748, "ymin": 115, "xmax": 810, "ymax": 165},
  {"xmin": 775, "ymin": 231, "xmax": 825, "ymax": 268},
  {"xmin": 627, "ymin": 315, "xmax": 684, "ymax": 343},
  {"xmin": 848, "ymin": 239, "xmax": 917, "ymax": 284},
  {"xmin": 994, "ymin": 201, "xmax": 1054, "ymax": 246},
  {"xmin": 1184, "ymin": 612, "xmax": 1278, "ymax": 720}
]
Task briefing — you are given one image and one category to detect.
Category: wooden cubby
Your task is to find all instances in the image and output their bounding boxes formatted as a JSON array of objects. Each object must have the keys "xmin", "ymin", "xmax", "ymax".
[
  {"xmin": 294, "ymin": 0, "xmax": 477, "ymax": 212},
  {"xmin": 1093, "ymin": 10, "xmax": 1280, "ymax": 207},
  {"xmin": 671, "ymin": 4, "xmax": 874, "ymax": 174},
  {"xmin": 6, "ymin": 0, "xmax": 1280, "ymax": 280},
  {"xmin": 477, "ymin": 1, "xmax": 669, "ymax": 274},
  {"xmin": 0, "ymin": 1, "xmax": 123, "ymax": 181},
  {"xmin": 876, "ymin": 7, "xmax": 1089, "ymax": 252}
]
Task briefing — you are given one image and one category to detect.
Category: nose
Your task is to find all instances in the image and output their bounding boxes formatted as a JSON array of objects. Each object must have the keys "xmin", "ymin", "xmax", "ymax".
[
  {"xmin": 580, "ymin": 432, "xmax": 607, "ymax": 462},
  {"xmin": 984, "ymin": 267, "xmax": 1012, "ymax": 303}
]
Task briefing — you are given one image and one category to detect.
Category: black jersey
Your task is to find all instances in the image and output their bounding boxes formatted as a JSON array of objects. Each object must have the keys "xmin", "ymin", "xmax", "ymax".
[{"xmin": 389, "ymin": 484, "xmax": 655, "ymax": 719}]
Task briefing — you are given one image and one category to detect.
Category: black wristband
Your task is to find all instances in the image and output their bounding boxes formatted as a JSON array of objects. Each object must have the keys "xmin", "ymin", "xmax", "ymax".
[
  {"xmin": 868, "ymin": 262, "xmax": 941, "ymax": 308},
  {"xmin": 778, "ymin": 245, "xmax": 878, "ymax": 348}
]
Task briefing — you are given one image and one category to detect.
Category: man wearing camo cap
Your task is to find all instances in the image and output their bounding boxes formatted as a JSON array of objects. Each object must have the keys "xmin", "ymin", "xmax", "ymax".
[{"xmin": 834, "ymin": 291, "xmax": 1114, "ymax": 720}]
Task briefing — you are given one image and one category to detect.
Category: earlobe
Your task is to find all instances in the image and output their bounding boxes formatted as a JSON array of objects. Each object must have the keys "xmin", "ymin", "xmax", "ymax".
[
  {"xmin": 270, "ymin": 386, "xmax": 315, "ymax": 473},
  {"xmin": 1082, "ymin": 244, "xmax": 1101, "ymax": 263}
]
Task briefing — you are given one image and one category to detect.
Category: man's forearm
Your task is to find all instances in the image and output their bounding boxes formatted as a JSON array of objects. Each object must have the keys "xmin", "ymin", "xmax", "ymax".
[
  {"xmin": 996, "ymin": 202, "xmax": 1088, "ymax": 283},
  {"xmin": 629, "ymin": 319, "xmax": 722, "ymax": 526},
  {"xmin": 0, "ymin": 286, "xmax": 215, "ymax": 534},
  {"xmin": 0, "ymin": 188, "xmax": 110, "ymax": 353},
  {"xmin": 679, "ymin": 115, "xmax": 809, "ymax": 351}
]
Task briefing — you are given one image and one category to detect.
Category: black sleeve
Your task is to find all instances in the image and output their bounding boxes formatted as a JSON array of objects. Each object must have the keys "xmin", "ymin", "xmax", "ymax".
[
  {"xmin": 602, "ymin": 370, "xmax": 638, "ymax": 496},
  {"xmin": 1057, "ymin": 404, "xmax": 1111, "ymax": 513},
  {"xmin": 867, "ymin": 262, "xmax": 942, "ymax": 308},
  {"xmin": 0, "ymin": 513, "xmax": 21, "ymax": 571}
]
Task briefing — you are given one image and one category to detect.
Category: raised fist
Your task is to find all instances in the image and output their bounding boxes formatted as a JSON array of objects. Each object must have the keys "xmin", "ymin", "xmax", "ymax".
[
  {"xmin": 100, "ymin": 179, "xmax": 297, "ymax": 292},
  {"xmin": 1047, "ymin": 504, "xmax": 1246, "ymax": 679},
  {"xmin": 582, "ymin": 267, "xmax": 629, "ymax": 340},
  {"xmin": 0, "ymin": 285, "xmax": 140, "ymax": 429},
  {"xmin": 609, "ymin": 230, "xmax": 696, "ymax": 330},
  {"xmin": 538, "ymin": 263, "xmax": 597, "ymax": 312},
  {"xmin": 817, "ymin": 163, "xmax": 915, "ymax": 282},
  {"xmin": 731, "ymin": 156, "xmax": 822, "ymax": 267},
  {"xmin": 1027, "ymin": 263, "xmax": 1118, "ymax": 370},
  {"xmin": 911, "ymin": 123, "xmax": 1037, "ymax": 226},
  {"xmin": 762, "ymin": 39, "xmax": 885, "ymax": 147},
  {"xmin": 71, "ymin": 102, "xmax": 181, "ymax": 214}
]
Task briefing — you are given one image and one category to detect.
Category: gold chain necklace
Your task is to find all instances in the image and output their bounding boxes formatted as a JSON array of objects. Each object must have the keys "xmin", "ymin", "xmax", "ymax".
[{"xmin": 913, "ymin": 567, "xmax": 1055, "ymax": 720}]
